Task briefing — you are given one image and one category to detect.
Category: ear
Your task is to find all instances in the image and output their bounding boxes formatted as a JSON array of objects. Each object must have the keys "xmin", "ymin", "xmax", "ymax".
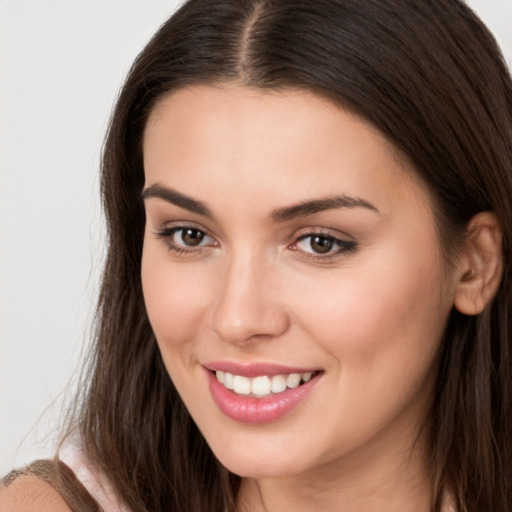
[{"xmin": 454, "ymin": 211, "xmax": 503, "ymax": 316}]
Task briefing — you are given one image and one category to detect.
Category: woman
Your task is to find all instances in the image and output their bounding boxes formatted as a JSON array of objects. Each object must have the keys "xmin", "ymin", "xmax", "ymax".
[{"xmin": 2, "ymin": 0, "xmax": 511, "ymax": 511}]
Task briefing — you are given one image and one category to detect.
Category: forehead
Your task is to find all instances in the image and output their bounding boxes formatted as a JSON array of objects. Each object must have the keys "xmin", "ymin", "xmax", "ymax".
[
  {"xmin": 145, "ymin": 85, "xmax": 390, "ymax": 154},
  {"xmin": 143, "ymin": 84, "xmax": 430, "ymax": 220}
]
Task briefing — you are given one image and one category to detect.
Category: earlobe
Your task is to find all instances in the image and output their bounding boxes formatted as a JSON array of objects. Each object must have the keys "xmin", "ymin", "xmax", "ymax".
[{"xmin": 454, "ymin": 211, "xmax": 503, "ymax": 316}]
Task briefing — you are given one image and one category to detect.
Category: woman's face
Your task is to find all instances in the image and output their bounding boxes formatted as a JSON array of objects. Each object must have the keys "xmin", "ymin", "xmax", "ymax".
[{"xmin": 141, "ymin": 85, "xmax": 458, "ymax": 479}]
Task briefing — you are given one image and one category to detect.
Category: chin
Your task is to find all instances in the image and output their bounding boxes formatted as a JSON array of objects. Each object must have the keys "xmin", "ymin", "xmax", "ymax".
[
  {"xmin": 203, "ymin": 430, "xmax": 313, "ymax": 479},
  {"xmin": 219, "ymin": 455, "xmax": 301, "ymax": 479}
]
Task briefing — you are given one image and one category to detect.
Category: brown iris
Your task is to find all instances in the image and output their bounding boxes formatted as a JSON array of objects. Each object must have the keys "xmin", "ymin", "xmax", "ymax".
[
  {"xmin": 181, "ymin": 228, "xmax": 205, "ymax": 246},
  {"xmin": 309, "ymin": 235, "xmax": 334, "ymax": 254}
]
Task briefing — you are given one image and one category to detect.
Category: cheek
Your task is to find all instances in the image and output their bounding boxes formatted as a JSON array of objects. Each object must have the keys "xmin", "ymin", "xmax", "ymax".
[
  {"xmin": 289, "ymin": 243, "xmax": 450, "ymax": 376},
  {"xmin": 141, "ymin": 246, "xmax": 211, "ymax": 359},
  {"xmin": 279, "ymin": 249, "xmax": 451, "ymax": 450},
  {"xmin": 141, "ymin": 245, "xmax": 222, "ymax": 430}
]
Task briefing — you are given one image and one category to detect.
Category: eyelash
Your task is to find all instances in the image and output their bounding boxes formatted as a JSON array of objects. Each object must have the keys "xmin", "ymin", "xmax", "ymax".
[
  {"xmin": 155, "ymin": 226, "xmax": 217, "ymax": 255},
  {"xmin": 292, "ymin": 231, "xmax": 358, "ymax": 259},
  {"xmin": 154, "ymin": 226, "xmax": 358, "ymax": 260}
]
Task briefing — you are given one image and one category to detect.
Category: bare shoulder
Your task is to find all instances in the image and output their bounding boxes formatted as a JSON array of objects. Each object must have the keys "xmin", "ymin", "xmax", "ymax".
[{"xmin": 0, "ymin": 474, "xmax": 72, "ymax": 512}]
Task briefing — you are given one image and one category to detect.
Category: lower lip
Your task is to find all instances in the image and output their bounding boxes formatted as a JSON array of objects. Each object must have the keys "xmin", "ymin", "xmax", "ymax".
[{"xmin": 206, "ymin": 370, "xmax": 321, "ymax": 424}]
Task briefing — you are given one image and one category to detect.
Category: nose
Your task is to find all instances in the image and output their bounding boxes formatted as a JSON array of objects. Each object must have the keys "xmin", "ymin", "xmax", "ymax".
[{"xmin": 211, "ymin": 251, "xmax": 290, "ymax": 345}]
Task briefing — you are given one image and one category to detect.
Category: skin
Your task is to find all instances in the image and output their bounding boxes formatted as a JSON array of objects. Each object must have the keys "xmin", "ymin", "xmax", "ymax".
[
  {"xmin": 0, "ymin": 476, "xmax": 72, "ymax": 512},
  {"xmin": 141, "ymin": 85, "xmax": 462, "ymax": 512}
]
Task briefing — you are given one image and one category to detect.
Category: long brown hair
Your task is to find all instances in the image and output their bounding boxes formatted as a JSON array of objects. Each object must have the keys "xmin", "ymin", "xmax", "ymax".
[{"xmin": 64, "ymin": 1, "xmax": 512, "ymax": 510}]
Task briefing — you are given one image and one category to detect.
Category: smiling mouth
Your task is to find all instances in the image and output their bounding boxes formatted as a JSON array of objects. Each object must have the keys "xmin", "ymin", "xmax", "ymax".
[{"xmin": 214, "ymin": 370, "xmax": 321, "ymax": 398}]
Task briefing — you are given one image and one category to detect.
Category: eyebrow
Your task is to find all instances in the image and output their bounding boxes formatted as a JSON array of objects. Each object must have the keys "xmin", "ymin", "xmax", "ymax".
[
  {"xmin": 270, "ymin": 196, "xmax": 379, "ymax": 222},
  {"xmin": 142, "ymin": 183, "xmax": 379, "ymax": 221},
  {"xmin": 142, "ymin": 184, "xmax": 213, "ymax": 217}
]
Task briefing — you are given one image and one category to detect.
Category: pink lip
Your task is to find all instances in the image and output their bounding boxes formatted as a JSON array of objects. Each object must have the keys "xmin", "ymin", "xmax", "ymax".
[
  {"xmin": 205, "ymin": 367, "xmax": 322, "ymax": 424},
  {"xmin": 203, "ymin": 361, "xmax": 319, "ymax": 378}
]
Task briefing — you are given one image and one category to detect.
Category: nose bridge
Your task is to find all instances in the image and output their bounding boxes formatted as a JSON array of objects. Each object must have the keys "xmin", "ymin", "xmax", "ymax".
[{"xmin": 212, "ymin": 246, "xmax": 288, "ymax": 344}]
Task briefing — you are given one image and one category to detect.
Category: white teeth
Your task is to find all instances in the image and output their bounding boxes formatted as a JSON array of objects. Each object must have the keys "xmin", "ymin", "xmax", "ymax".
[
  {"xmin": 271, "ymin": 375, "xmax": 287, "ymax": 393},
  {"xmin": 216, "ymin": 371, "xmax": 316, "ymax": 397},
  {"xmin": 286, "ymin": 373, "xmax": 301, "ymax": 389},
  {"xmin": 251, "ymin": 376, "xmax": 271, "ymax": 396},
  {"xmin": 224, "ymin": 372, "xmax": 234, "ymax": 389},
  {"xmin": 233, "ymin": 375, "xmax": 251, "ymax": 395}
]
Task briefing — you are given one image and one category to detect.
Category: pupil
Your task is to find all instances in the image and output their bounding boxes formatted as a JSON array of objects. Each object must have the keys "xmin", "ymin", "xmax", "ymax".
[
  {"xmin": 311, "ymin": 236, "xmax": 333, "ymax": 254},
  {"xmin": 182, "ymin": 229, "xmax": 204, "ymax": 246}
]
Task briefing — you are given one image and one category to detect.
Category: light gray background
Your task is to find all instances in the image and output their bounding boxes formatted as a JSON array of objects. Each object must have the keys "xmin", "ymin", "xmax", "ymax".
[{"xmin": 1, "ymin": 0, "xmax": 511, "ymax": 476}]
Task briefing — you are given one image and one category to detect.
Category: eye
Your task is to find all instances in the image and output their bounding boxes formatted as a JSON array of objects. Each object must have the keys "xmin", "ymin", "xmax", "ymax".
[
  {"xmin": 299, "ymin": 235, "xmax": 335, "ymax": 254},
  {"xmin": 293, "ymin": 232, "xmax": 357, "ymax": 257},
  {"xmin": 155, "ymin": 226, "xmax": 217, "ymax": 254},
  {"xmin": 175, "ymin": 227, "xmax": 208, "ymax": 247}
]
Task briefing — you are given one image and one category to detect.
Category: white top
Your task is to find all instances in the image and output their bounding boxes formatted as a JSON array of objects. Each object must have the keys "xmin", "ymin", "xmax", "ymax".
[
  {"xmin": 59, "ymin": 443, "xmax": 131, "ymax": 512},
  {"xmin": 59, "ymin": 442, "xmax": 456, "ymax": 512}
]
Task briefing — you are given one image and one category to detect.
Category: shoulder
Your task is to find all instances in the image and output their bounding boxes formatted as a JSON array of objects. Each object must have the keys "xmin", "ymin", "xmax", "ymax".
[{"xmin": 0, "ymin": 474, "xmax": 71, "ymax": 512}]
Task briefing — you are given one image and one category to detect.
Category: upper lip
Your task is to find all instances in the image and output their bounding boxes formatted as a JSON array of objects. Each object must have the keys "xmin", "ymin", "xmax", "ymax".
[{"xmin": 203, "ymin": 361, "xmax": 321, "ymax": 378}]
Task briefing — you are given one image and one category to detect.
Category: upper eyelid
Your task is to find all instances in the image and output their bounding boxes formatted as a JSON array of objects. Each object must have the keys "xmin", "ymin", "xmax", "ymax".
[
  {"xmin": 292, "ymin": 226, "xmax": 355, "ymax": 242},
  {"xmin": 297, "ymin": 230, "xmax": 345, "ymax": 239},
  {"xmin": 293, "ymin": 232, "xmax": 356, "ymax": 248},
  {"xmin": 155, "ymin": 225, "xmax": 215, "ymax": 241},
  {"xmin": 154, "ymin": 221, "xmax": 216, "ymax": 239}
]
